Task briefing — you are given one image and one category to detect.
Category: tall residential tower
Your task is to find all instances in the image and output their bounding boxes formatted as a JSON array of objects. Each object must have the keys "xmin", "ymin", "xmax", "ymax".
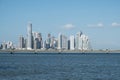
[
  {"xmin": 70, "ymin": 35, "xmax": 75, "ymax": 50},
  {"xmin": 19, "ymin": 35, "xmax": 25, "ymax": 49},
  {"xmin": 58, "ymin": 33, "xmax": 68, "ymax": 50},
  {"xmin": 27, "ymin": 23, "xmax": 32, "ymax": 50}
]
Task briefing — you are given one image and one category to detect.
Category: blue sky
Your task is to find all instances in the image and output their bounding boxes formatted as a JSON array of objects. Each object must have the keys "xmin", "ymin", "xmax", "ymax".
[{"xmin": 0, "ymin": 0, "xmax": 120, "ymax": 49}]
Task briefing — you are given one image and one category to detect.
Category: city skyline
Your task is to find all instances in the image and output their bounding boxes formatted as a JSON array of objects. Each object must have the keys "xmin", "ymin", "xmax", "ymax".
[
  {"xmin": 0, "ymin": 22, "xmax": 90, "ymax": 50},
  {"xmin": 0, "ymin": 0, "xmax": 120, "ymax": 49}
]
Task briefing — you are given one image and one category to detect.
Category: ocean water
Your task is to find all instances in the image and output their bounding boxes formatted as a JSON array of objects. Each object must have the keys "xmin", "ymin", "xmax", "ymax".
[{"xmin": 0, "ymin": 53, "xmax": 120, "ymax": 80}]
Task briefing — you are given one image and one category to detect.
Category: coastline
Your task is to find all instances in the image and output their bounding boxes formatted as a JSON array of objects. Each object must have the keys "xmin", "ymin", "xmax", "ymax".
[{"xmin": 0, "ymin": 49, "xmax": 120, "ymax": 54}]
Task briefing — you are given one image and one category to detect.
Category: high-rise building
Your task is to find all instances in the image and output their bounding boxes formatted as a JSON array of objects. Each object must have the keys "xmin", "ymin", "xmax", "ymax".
[
  {"xmin": 32, "ymin": 32, "xmax": 42, "ymax": 49},
  {"xmin": 33, "ymin": 38, "xmax": 39, "ymax": 49},
  {"xmin": 81, "ymin": 34, "xmax": 89, "ymax": 50},
  {"xmin": 58, "ymin": 33, "xmax": 68, "ymax": 50},
  {"xmin": 58, "ymin": 33, "xmax": 62, "ymax": 49},
  {"xmin": 19, "ymin": 35, "xmax": 25, "ymax": 49},
  {"xmin": 0, "ymin": 44, "xmax": 2, "ymax": 49},
  {"xmin": 70, "ymin": 35, "xmax": 75, "ymax": 50},
  {"xmin": 24, "ymin": 38, "xmax": 27, "ymax": 48},
  {"xmin": 75, "ymin": 31, "xmax": 89, "ymax": 50},
  {"xmin": 27, "ymin": 22, "xmax": 32, "ymax": 50},
  {"xmin": 2, "ymin": 41, "xmax": 7, "ymax": 50},
  {"xmin": 46, "ymin": 33, "xmax": 51, "ymax": 49},
  {"xmin": 75, "ymin": 31, "xmax": 83, "ymax": 50},
  {"xmin": 68, "ymin": 40, "xmax": 70, "ymax": 50},
  {"xmin": 6, "ymin": 41, "xmax": 13, "ymax": 49},
  {"xmin": 78, "ymin": 37, "xmax": 83, "ymax": 50},
  {"xmin": 50, "ymin": 36, "xmax": 57, "ymax": 49}
]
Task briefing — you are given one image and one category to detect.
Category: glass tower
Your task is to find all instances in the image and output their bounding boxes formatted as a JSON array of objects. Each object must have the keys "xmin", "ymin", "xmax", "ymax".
[{"xmin": 27, "ymin": 23, "xmax": 32, "ymax": 50}]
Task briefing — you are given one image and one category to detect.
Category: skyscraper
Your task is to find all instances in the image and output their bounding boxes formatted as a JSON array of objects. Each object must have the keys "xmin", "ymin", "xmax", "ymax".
[
  {"xmin": 75, "ymin": 31, "xmax": 82, "ymax": 50},
  {"xmin": 46, "ymin": 33, "xmax": 51, "ymax": 49},
  {"xmin": 58, "ymin": 33, "xmax": 62, "ymax": 49},
  {"xmin": 27, "ymin": 23, "xmax": 32, "ymax": 50},
  {"xmin": 2, "ymin": 41, "xmax": 7, "ymax": 50},
  {"xmin": 32, "ymin": 32, "xmax": 42, "ymax": 49},
  {"xmin": 70, "ymin": 35, "xmax": 75, "ymax": 50},
  {"xmin": 19, "ymin": 35, "xmax": 25, "ymax": 49},
  {"xmin": 81, "ymin": 34, "xmax": 89, "ymax": 50},
  {"xmin": 50, "ymin": 36, "xmax": 57, "ymax": 49},
  {"xmin": 75, "ymin": 31, "xmax": 89, "ymax": 50},
  {"xmin": 58, "ymin": 33, "xmax": 68, "ymax": 50}
]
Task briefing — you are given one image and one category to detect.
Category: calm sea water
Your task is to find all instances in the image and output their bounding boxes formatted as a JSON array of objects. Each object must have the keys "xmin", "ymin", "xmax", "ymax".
[{"xmin": 0, "ymin": 53, "xmax": 120, "ymax": 80}]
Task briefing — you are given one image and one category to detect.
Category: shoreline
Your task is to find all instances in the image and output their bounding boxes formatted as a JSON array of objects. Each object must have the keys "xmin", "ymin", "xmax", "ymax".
[{"xmin": 0, "ymin": 49, "xmax": 120, "ymax": 54}]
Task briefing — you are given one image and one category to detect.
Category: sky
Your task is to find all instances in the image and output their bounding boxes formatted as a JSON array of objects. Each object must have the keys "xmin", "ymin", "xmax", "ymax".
[{"xmin": 0, "ymin": 0, "xmax": 120, "ymax": 49}]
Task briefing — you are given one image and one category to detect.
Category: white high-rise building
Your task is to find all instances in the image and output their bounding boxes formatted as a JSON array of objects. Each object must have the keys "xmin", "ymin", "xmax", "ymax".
[
  {"xmin": 6, "ymin": 41, "xmax": 14, "ymax": 49},
  {"xmin": 70, "ymin": 35, "xmax": 75, "ymax": 50},
  {"xmin": 27, "ymin": 23, "xmax": 32, "ymax": 50},
  {"xmin": 62, "ymin": 35, "xmax": 68, "ymax": 49},
  {"xmin": 58, "ymin": 33, "xmax": 62, "ymax": 49},
  {"xmin": 58, "ymin": 33, "xmax": 68, "ymax": 50},
  {"xmin": 50, "ymin": 36, "xmax": 57, "ymax": 49},
  {"xmin": 74, "ymin": 31, "xmax": 90, "ymax": 50},
  {"xmin": 75, "ymin": 31, "xmax": 82, "ymax": 50},
  {"xmin": 2, "ymin": 41, "xmax": 7, "ymax": 50},
  {"xmin": 81, "ymin": 34, "xmax": 89, "ymax": 50}
]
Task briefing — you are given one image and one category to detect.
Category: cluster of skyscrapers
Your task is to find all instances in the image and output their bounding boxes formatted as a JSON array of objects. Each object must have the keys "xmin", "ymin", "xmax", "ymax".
[
  {"xmin": 0, "ymin": 41, "xmax": 14, "ymax": 50},
  {"xmin": 0, "ymin": 22, "xmax": 90, "ymax": 50},
  {"xmin": 18, "ymin": 23, "xmax": 90, "ymax": 50}
]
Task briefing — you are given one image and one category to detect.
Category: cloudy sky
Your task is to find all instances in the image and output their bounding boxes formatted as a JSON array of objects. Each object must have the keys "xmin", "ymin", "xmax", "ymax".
[{"xmin": 0, "ymin": 0, "xmax": 120, "ymax": 49}]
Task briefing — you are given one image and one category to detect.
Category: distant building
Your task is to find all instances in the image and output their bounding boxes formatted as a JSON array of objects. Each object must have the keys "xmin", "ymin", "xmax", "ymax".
[
  {"xmin": 50, "ymin": 36, "xmax": 58, "ymax": 49},
  {"xmin": 2, "ymin": 41, "xmax": 7, "ymax": 50},
  {"xmin": 68, "ymin": 40, "xmax": 70, "ymax": 50},
  {"xmin": 32, "ymin": 32, "xmax": 42, "ymax": 49},
  {"xmin": 27, "ymin": 22, "xmax": 32, "ymax": 50},
  {"xmin": 24, "ymin": 38, "xmax": 27, "ymax": 48},
  {"xmin": 43, "ymin": 40, "xmax": 46, "ymax": 49},
  {"xmin": 75, "ymin": 31, "xmax": 83, "ymax": 50},
  {"xmin": 81, "ymin": 34, "xmax": 89, "ymax": 50},
  {"xmin": 19, "ymin": 35, "xmax": 25, "ymax": 49},
  {"xmin": 6, "ymin": 41, "xmax": 13, "ymax": 49},
  {"xmin": 1, "ymin": 41, "xmax": 14, "ymax": 49},
  {"xmin": 46, "ymin": 33, "xmax": 51, "ymax": 49},
  {"xmin": 70, "ymin": 35, "xmax": 75, "ymax": 50},
  {"xmin": 58, "ymin": 33, "xmax": 68, "ymax": 50},
  {"xmin": 58, "ymin": 33, "xmax": 62, "ymax": 49},
  {"xmin": 33, "ymin": 38, "xmax": 39, "ymax": 49},
  {"xmin": 0, "ymin": 45, "xmax": 1, "ymax": 49}
]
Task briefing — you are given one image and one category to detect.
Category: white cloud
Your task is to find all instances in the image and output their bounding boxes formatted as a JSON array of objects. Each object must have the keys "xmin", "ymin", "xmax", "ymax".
[
  {"xmin": 97, "ymin": 23, "xmax": 103, "ymax": 27},
  {"xmin": 63, "ymin": 24, "xmax": 75, "ymax": 30},
  {"xmin": 87, "ymin": 23, "xmax": 104, "ymax": 28},
  {"xmin": 112, "ymin": 22, "xmax": 120, "ymax": 27}
]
